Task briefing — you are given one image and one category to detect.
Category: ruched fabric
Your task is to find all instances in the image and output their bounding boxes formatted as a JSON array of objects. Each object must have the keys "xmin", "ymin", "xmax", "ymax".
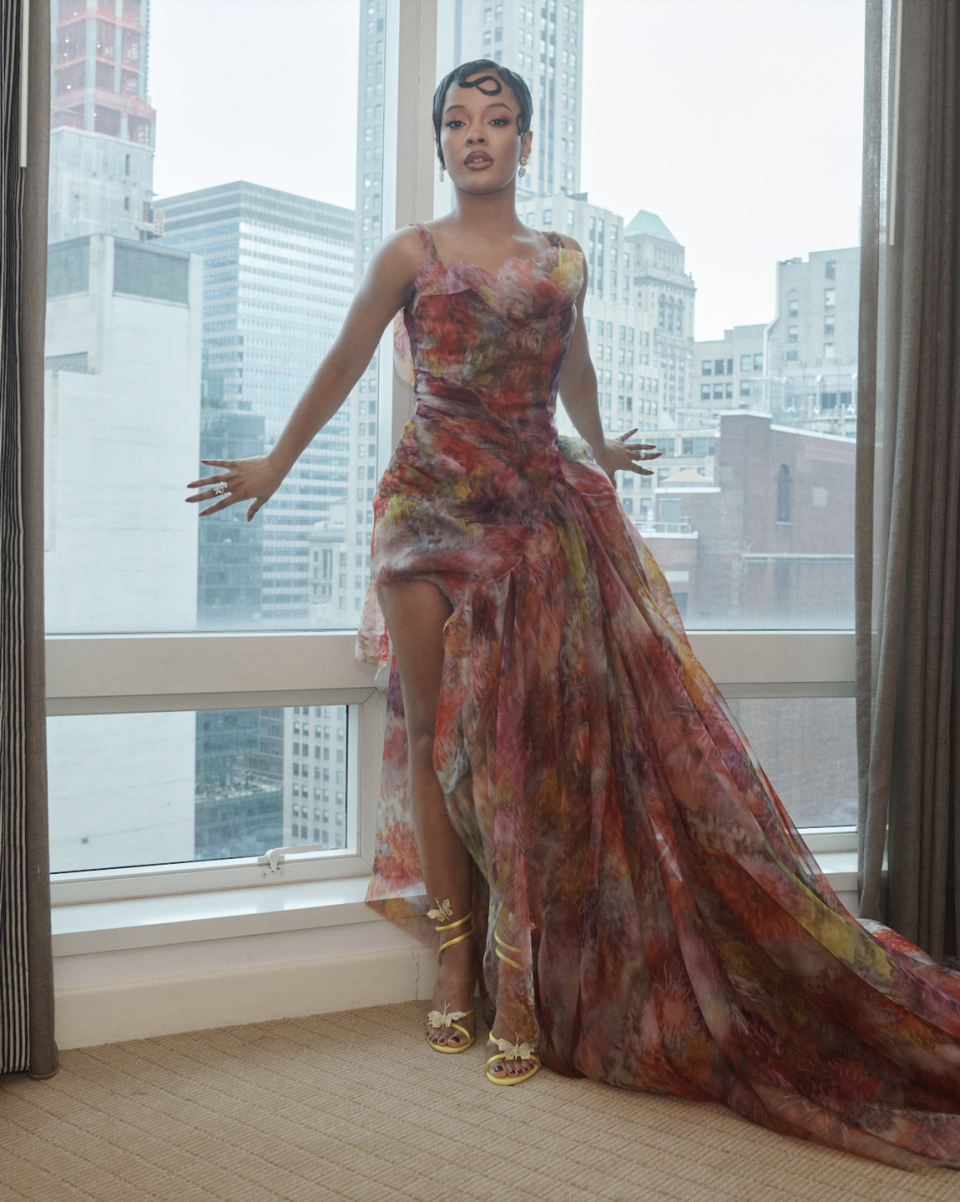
[{"xmin": 357, "ymin": 225, "xmax": 960, "ymax": 1170}]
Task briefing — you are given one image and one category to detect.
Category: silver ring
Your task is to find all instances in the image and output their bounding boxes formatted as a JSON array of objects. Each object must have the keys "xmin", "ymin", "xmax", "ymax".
[{"xmin": 213, "ymin": 482, "xmax": 227, "ymax": 496}]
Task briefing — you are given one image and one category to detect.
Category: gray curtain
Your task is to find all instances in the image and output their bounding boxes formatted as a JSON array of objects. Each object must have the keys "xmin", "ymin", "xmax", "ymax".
[
  {"xmin": 0, "ymin": 0, "xmax": 57, "ymax": 1076},
  {"xmin": 856, "ymin": 0, "xmax": 960, "ymax": 957}
]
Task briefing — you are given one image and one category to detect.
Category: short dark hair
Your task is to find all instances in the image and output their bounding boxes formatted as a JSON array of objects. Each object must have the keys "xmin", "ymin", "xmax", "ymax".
[{"xmin": 432, "ymin": 59, "xmax": 533, "ymax": 168}]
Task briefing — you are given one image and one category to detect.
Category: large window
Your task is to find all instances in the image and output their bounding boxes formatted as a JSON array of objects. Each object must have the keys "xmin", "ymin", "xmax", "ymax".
[{"xmin": 48, "ymin": 0, "xmax": 862, "ymax": 919}]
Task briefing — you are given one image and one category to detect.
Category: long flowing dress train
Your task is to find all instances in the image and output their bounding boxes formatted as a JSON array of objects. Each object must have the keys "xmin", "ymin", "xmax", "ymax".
[{"xmin": 357, "ymin": 224, "xmax": 960, "ymax": 1171}]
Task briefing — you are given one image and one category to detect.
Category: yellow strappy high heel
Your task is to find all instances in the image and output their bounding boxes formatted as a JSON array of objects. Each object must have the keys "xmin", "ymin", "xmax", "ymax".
[
  {"xmin": 484, "ymin": 929, "xmax": 541, "ymax": 1084},
  {"xmin": 424, "ymin": 898, "xmax": 475, "ymax": 1054},
  {"xmin": 484, "ymin": 1035, "xmax": 541, "ymax": 1085}
]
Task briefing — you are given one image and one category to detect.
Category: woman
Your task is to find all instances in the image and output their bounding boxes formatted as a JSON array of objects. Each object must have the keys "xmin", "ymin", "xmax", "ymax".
[{"xmin": 189, "ymin": 62, "xmax": 960, "ymax": 1170}]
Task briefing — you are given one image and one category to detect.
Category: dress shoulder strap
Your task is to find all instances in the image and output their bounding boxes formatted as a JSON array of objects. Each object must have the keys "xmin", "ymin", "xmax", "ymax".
[
  {"xmin": 411, "ymin": 222, "xmax": 439, "ymax": 263},
  {"xmin": 543, "ymin": 230, "xmax": 564, "ymax": 249}
]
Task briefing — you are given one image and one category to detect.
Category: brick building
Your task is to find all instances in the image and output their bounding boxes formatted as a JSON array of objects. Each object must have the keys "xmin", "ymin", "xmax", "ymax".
[{"xmin": 650, "ymin": 411, "xmax": 855, "ymax": 629}]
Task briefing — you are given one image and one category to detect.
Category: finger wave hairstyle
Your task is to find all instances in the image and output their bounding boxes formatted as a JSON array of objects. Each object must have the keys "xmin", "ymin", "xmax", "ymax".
[{"xmin": 432, "ymin": 59, "xmax": 533, "ymax": 168}]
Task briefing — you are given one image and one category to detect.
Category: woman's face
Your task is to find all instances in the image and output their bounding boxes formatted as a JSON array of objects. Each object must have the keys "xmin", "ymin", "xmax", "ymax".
[{"xmin": 438, "ymin": 74, "xmax": 532, "ymax": 193}]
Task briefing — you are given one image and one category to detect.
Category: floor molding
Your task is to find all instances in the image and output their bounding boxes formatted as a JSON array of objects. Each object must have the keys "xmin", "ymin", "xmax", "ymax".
[{"xmin": 55, "ymin": 944, "xmax": 439, "ymax": 1049}]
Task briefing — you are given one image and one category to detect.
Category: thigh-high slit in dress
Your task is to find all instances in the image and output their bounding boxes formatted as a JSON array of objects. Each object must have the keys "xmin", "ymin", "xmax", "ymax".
[{"xmin": 357, "ymin": 223, "xmax": 960, "ymax": 1170}]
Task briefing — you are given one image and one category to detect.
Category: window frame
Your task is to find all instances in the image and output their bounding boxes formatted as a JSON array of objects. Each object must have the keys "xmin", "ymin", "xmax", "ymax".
[
  {"xmin": 46, "ymin": 0, "xmax": 858, "ymax": 919},
  {"xmin": 47, "ymin": 627, "xmax": 857, "ymax": 907}
]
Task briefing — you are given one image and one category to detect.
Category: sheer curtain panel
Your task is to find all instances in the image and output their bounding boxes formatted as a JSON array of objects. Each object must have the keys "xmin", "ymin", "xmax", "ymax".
[
  {"xmin": 0, "ymin": 0, "xmax": 57, "ymax": 1077},
  {"xmin": 856, "ymin": 0, "xmax": 960, "ymax": 956}
]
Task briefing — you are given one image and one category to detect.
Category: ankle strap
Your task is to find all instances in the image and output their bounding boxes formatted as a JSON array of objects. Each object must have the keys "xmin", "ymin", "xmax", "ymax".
[
  {"xmin": 437, "ymin": 921, "xmax": 474, "ymax": 964},
  {"xmin": 427, "ymin": 898, "xmax": 474, "ymax": 963},
  {"xmin": 435, "ymin": 910, "xmax": 470, "ymax": 934},
  {"xmin": 493, "ymin": 929, "xmax": 522, "ymax": 970}
]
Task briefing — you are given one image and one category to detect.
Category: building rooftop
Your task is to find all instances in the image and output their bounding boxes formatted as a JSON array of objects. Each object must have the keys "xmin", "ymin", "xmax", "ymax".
[{"xmin": 625, "ymin": 209, "xmax": 679, "ymax": 244}]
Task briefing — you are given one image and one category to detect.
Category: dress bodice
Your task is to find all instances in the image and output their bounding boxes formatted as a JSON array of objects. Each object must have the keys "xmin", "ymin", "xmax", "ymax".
[{"xmin": 396, "ymin": 223, "xmax": 584, "ymax": 424}]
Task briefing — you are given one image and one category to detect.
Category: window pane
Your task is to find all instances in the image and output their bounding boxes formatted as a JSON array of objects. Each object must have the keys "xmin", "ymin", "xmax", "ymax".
[
  {"xmin": 47, "ymin": 704, "xmax": 352, "ymax": 872},
  {"xmin": 563, "ymin": 1, "xmax": 861, "ymax": 630},
  {"xmin": 44, "ymin": 0, "xmax": 384, "ymax": 634},
  {"xmin": 724, "ymin": 697, "xmax": 857, "ymax": 828}
]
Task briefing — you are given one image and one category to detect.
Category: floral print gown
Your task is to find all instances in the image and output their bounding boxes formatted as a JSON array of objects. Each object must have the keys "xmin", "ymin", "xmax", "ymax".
[{"xmin": 357, "ymin": 224, "xmax": 960, "ymax": 1171}]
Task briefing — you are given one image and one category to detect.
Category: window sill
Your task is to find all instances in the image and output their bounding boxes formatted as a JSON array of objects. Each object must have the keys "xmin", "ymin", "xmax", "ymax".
[
  {"xmin": 52, "ymin": 852, "xmax": 860, "ymax": 958},
  {"xmin": 52, "ymin": 874, "xmax": 377, "ymax": 956}
]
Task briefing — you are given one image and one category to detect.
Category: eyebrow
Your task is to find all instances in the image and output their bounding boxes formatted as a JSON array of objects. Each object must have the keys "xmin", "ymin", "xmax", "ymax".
[{"xmin": 443, "ymin": 101, "xmax": 514, "ymax": 116}]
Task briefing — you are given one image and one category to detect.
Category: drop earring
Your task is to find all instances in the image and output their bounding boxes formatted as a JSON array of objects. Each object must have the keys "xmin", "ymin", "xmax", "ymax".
[
  {"xmin": 439, "ymin": 164, "xmax": 445, "ymax": 183},
  {"xmin": 518, "ymin": 157, "xmax": 527, "ymax": 178}
]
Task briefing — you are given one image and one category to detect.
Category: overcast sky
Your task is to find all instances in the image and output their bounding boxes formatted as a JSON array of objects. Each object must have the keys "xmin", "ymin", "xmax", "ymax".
[{"xmin": 149, "ymin": 0, "xmax": 864, "ymax": 341}]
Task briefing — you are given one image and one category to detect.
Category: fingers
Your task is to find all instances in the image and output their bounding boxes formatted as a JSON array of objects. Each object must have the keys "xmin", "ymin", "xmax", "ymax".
[
  {"xmin": 186, "ymin": 473, "xmax": 230, "ymax": 490},
  {"xmin": 617, "ymin": 449, "xmax": 662, "ymax": 467},
  {"xmin": 187, "ymin": 459, "xmax": 235, "ymax": 491},
  {"xmin": 187, "ymin": 456, "xmax": 273, "ymax": 519},
  {"xmin": 197, "ymin": 496, "xmax": 237, "ymax": 517},
  {"xmin": 186, "ymin": 488, "xmax": 229, "ymax": 505},
  {"xmin": 616, "ymin": 430, "xmax": 659, "ymax": 451}
]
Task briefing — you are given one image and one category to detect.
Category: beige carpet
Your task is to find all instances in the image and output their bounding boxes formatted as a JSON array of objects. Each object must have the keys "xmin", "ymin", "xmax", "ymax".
[{"xmin": 1, "ymin": 1000, "xmax": 959, "ymax": 1202}]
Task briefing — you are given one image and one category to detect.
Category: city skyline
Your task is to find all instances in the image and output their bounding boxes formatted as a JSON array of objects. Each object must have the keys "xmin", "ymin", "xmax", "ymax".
[{"xmin": 146, "ymin": 0, "xmax": 864, "ymax": 341}]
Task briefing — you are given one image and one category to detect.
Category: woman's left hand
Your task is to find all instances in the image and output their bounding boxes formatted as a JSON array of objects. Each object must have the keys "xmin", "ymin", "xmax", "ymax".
[{"xmin": 594, "ymin": 429, "xmax": 662, "ymax": 486}]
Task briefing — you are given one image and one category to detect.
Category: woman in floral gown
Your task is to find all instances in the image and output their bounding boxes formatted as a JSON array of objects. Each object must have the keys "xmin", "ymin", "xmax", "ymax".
[{"xmin": 189, "ymin": 61, "xmax": 960, "ymax": 1171}]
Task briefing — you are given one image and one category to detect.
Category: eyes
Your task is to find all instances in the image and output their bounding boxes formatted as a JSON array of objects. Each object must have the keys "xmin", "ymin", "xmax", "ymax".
[{"xmin": 444, "ymin": 117, "xmax": 512, "ymax": 130}]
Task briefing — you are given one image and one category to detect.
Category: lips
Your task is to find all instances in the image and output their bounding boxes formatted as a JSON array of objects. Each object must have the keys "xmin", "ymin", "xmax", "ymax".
[{"xmin": 464, "ymin": 152, "xmax": 493, "ymax": 166}]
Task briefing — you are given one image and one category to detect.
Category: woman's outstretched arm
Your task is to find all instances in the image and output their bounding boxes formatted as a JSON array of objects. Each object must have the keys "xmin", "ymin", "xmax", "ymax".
[
  {"xmin": 556, "ymin": 237, "xmax": 660, "ymax": 484},
  {"xmin": 186, "ymin": 226, "xmax": 425, "ymax": 521}
]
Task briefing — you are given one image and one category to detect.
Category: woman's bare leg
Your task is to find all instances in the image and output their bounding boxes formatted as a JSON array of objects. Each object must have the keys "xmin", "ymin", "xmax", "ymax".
[{"xmin": 378, "ymin": 580, "xmax": 475, "ymax": 1048}]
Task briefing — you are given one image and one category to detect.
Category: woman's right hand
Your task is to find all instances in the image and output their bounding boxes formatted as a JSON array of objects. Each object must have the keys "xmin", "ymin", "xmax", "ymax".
[{"xmin": 186, "ymin": 456, "xmax": 285, "ymax": 521}]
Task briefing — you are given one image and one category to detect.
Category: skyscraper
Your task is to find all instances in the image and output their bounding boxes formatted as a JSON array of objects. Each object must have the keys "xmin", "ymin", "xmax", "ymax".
[
  {"xmin": 48, "ymin": 0, "xmax": 158, "ymax": 244},
  {"xmin": 350, "ymin": 0, "xmax": 391, "ymax": 629},
  {"xmin": 156, "ymin": 182, "xmax": 356, "ymax": 628},
  {"xmin": 355, "ymin": 3, "xmax": 387, "ymax": 279},
  {"xmin": 624, "ymin": 210, "xmax": 697, "ymax": 422}
]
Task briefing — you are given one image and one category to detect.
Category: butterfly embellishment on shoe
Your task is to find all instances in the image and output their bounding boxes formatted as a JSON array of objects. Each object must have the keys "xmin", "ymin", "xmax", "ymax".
[
  {"xmin": 426, "ymin": 1002, "xmax": 469, "ymax": 1029},
  {"xmin": 427, "ymin": 898, "xmax": 454, "ymax": 922},
  {"xmin": 489, "ymin": 1035, "xmax": 535, "ymax": 1061}
]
